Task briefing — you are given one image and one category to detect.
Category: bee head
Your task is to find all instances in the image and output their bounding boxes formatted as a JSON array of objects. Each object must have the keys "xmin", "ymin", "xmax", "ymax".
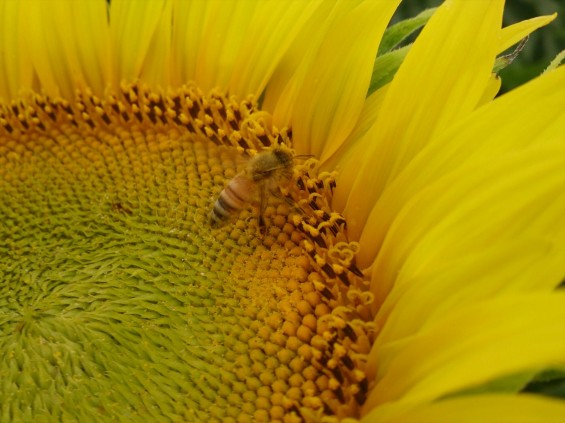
[{"xmin": 272, "ymin": 147, "xmax": 293, "ymax": 167}]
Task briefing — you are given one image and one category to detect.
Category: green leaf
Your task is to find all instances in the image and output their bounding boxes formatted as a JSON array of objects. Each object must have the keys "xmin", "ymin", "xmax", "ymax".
[
  {"xmin": 367, "ymin": 8, "xmax": 436, "ymax": 96},
  {"xmin": 378, "ymin": 8, "xmax": 436, "ymax": 55},
  {"xmin": 523, "ymin": 368, "xmax": 565, "ymax": 399},
  {"xmin": 446, "ymin": 372, "xmax": 538, "ymax": 398},
  {"xmin": 368, "ymin": 44, "xmax": 410, "ymax": 96},
  {"xmin": 544, "ymin": 49, "xmax": 565, "ymax": 73}
]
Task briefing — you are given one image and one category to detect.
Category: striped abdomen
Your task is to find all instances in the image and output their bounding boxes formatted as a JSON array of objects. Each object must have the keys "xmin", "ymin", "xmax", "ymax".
[{"xmin": 210, "ymin": 174, "xmax": 254, "ymax": 227}]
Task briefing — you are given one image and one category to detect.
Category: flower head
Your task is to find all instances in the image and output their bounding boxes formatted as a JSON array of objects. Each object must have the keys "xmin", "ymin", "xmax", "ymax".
[{"xmin": 1, "ymin": 0, "xmax": 564, "ymax": 422}]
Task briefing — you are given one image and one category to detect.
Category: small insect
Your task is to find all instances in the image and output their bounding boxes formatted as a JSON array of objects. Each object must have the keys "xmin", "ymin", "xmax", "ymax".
[
  {"xmin": 111, "ymin": 202, "xmax": 133, "ymax": 215},
  {"xmin": 210, "ymin": 146, "xmax": 298, "ymax": 234}
]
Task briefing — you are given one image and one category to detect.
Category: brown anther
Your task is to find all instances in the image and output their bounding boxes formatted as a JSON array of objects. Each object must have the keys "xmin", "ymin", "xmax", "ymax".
[
  {"xmin": 343, "ymin": 324, "xmax": 357, "ymax": 342},
  {"xmin": 341, "ymin": 354, "xmax": 354, "ymax": 370},
  {"xmin": 349, "ymin": 263, "xmax": 364, "ymax": 277}
]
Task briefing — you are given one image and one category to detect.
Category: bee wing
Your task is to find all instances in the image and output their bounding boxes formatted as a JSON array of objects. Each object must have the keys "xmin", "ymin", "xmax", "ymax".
[{"xmin": 269, "ymin": 183, "xmax": 306, "ymax": 217}]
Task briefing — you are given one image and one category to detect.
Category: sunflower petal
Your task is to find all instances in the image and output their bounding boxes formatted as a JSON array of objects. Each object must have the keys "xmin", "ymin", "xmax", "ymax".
[
  {"xmin": 362, "ymin": 394, "xmax": 565, "ymax": 423},
  {"xmin": 302, "ymin": 0, "xmax": 400, "ymax": 161},
  {"xmin": 227, "ymin": 0, "xmax": 322, "ymax": 98},
  {"xmin": 371, "ymin": 240, "xmax": 565, "ymax": 359},
  {"xmin": 264, "ymin": 0, "xmax": 399, "ymax": 159},
  {"xmin": 364, "ymin": 292, "xmax": 565, "ymax": 409},
  {"xmin": 176, "ymin": 0, "xmax": 303, "ymax": 94},
  {"xmin": 477, "ymin": 73, "xmax": 501, "ymax": 105},
  {"xmin": 368, "ymin": 140, "xmax": 565, "ymax": 310},
  {"xmin": 171, "ymin": 0, "xmax": 322, "ymax": 96},
  {"xmin": 357, "ymin": 65, "xmax": 565, "ymax": 270},
  {"xmin": 261, "ymin": 1, "xmax": 339, "ymax": 127},
  {"xmin": 24, "ymin": 0, "xmax": 111, "ymax": 98},
  {"xmin": 322, "ymin": 84, "xmax": 390, "ymax": 171},
  {"xmin": 169, "ymin": 0, "xmax": 208, "ymax": 86},
  {"xmin": 25, "ymin": 2, "xmax": 68, "ymax": 97},
  {"xmin": 335, "ymin": 0, "xmax": 504, "ymax": 240},
  {"xmin": 109, "ymin": 0, "xmax": 169, "ymax": 86},
  {"xmin": 0, "ymin": 2, "xmax": 34, "ymax": 99},
  {"xmin": 498, "ymin": 14, "xmax": 557, "ymax": 54},
  {"xmin": 138, "ymin": 1, "xmax": 173, "ymax": 88}
]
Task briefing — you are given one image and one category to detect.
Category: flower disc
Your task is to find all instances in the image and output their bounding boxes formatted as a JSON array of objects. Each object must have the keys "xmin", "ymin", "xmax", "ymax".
[{"xmin": 0, "ymin": 83, "xmax": 371, "ymax": 422}]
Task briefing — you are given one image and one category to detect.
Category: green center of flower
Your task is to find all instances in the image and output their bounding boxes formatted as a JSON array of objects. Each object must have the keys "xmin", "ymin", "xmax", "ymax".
[{"xmin": 0, "ymin": 83, "xmax": 374, "ymax": 422}]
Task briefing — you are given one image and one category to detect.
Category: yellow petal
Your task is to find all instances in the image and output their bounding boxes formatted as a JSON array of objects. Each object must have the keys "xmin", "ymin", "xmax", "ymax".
[
  {"xmin": 109, "ymin": 0, "xmax": 170, "ymax": 87},
  {"xmin": 171, "ymin": 0, "xmax": 320, "ymax": 96},
  {"xmin": 333, "ymin": 7, "xmax": 548, "ymax": 173},
  {"xmin": 169, "ymin": 0, "xmax": 209, "ymax": 86},
  {"xmin": 25, "ymin": 1, "xmax": 68, "ymax": 98},
  {"xmin": 191, "ymin": 0, "xmax": 262, "ymax": 93},
  {"xmin": 299, "ymin": 0, "xmax": 400, "ymax": 160},
  {"xmin": 24, "ymin": 0, "xmax": 111, "ymax": 98},
  {"xmin": 0, "ymin": 2, "xmax": 34, "ymax": 99},
  {"xmin": 358, "ymin": 65, "xmax": 565, "ymax": 270},
  {"xmin": 363, "ymin": 292, "xmax": 565, "ymax": 410},
  {"xmin": 261, "ymin": 0, "xmax": 339, "ymax": 125},
  {"xmin": 371, "ymin": 240, "xmax": 565, "ymax": 365},
  {"xmin": 227, "ymin": 0, "xmax": 322, "ymax": 97},
  {"xmin": 368, "ymin": 140, "xmax": 565, "ymax": 311},
  {"xmin": 477, "ymin": 73, "xmax": 501, "ymax": 105},
  {"xmin": 139, "ymin": 1, "xmax": 173, "ymax": 88},
  {"xmin": 363, "ymin": 394, "xmax": 565, "ymax": 423},
  {"xmin": 173, "ymin": 0, "xmax": 300, "ymax": 95},
  {"xmin": 60, "ymin": 0, "xmax": 110, "ymax": 93},
  {"xmin": 264, "ymin": 0, "xmax": 399, "ymax": 158},
  {"xmin": 335, "ymin": 0, "xmax": 504, "ymax": 240},
  {"xmin": 498, "ymin": 14, "xmax": 557, "ymax": 54},
  {"xmin": 322, "ymin": 83, "xmax": 390, "ymax": 171}
]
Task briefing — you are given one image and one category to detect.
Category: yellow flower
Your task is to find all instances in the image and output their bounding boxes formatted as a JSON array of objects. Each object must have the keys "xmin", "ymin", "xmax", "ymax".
[{"xmin": 1, "ymin": 0, "xmax": 564, "ymax": 422}]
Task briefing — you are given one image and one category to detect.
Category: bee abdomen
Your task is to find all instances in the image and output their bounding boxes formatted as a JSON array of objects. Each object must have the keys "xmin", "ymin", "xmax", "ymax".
[{"xmin": 210, "ymin": 175, "xmax": 252, "ymax": 227}]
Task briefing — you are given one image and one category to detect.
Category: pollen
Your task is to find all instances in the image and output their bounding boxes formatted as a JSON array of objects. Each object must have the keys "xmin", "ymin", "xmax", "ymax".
[{"xmin": 0, "ymin": 82, "xmax": 375, "ymax": 422}]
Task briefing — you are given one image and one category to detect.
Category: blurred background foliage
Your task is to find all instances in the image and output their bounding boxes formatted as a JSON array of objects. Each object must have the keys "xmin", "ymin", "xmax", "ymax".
[{"xmin": 392, "ymin": 0, "xmax": 565, "ymax": 93}]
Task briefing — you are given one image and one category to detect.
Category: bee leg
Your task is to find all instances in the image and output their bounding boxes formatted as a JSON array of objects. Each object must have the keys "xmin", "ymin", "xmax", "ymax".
[
  {"xmin": 269, "ymin": 187, "xmax": 304, "ymax": 216},
  {"xmin": 258, "ymin": 183, "xmax": 268, "ymax": 237}
]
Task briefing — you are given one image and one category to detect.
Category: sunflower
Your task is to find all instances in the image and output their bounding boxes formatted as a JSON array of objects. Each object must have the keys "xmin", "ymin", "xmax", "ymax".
[{"xmin": 1, "ymin": 0, "xmax": 564, "ymax": 422}]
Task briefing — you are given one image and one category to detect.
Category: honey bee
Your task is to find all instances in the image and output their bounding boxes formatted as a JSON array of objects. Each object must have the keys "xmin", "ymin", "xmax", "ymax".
[{"xmin": 210, "ymin": 146, "xmax": 297, "ymax": 234}]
